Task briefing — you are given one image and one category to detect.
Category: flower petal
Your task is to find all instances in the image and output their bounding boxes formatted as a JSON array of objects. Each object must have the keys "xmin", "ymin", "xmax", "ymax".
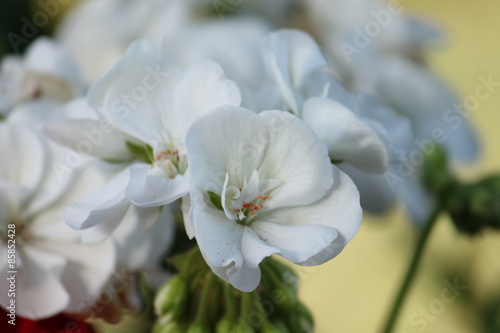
[
  {"xmin": 65, "ymin": 169, "xmax": 130, "ymax": 233},
  {"xmin": 87, "ymin": 39, "xmax": 181, "ymax": 146},
  {"xmin": 302, "ymin": 96, "xmax": 388, "ymax": 173},
  {"xmin": 171, "ymin": 60, "xmax": 242, "ymax": 139},
  {"xmin": 126, "ymin": 163, "xmax": 189, "ymax": 207},
  {"xmin": 259, "ymin": 166, "xmax": 362, "ymax": 265},
  {"xmin": 262, "ymin": 29, "xmax": 329, "ymax": 114},
  {"xmin": 250, "ymin": 222, "xmax": 338, "ymax": 264},
  {"xmin": 2, "ymin": 245, "xmax": 69, "ymax": 319},
  {"xmin": 32, "ymin": 238, "xmax": 116, "ymax": 314},
  {"xmin": 186, "ymin": 106, "xmax": 333, "ymax": 209},
  {"xmin": 44, "ymin": 118, "xmax": 132, "ymax": 161}
]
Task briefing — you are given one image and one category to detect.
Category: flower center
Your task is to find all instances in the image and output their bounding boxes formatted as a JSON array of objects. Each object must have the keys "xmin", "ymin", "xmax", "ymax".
[
  {"xmin": 221, "ymin": 170, "xmax": 283, "ymax": 226},
  {"xmin": 154, "ymin": 142, "xmax": 188, "ymax": 179},
  {"xmin": 1, "ymin": 216, "xmax": 31, "ymax": 245}
]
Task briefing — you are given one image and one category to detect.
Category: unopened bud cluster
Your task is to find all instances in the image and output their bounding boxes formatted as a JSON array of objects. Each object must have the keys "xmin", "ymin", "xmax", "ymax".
[
  {"xmin": 422, "ymin": 144, "xmax": 500, "ymax": 234},
  {"xmin": 153, "ymin": 248, "xmax": 314, "ymax": 333}
]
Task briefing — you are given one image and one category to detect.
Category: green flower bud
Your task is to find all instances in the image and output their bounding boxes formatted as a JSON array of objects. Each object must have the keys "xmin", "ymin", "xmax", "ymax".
[
  {"xmin": 421, "ymin": 144, "xmax": 458, "ymax": 202},
  {"xmin": 152, "ymin": 318, "xmax": 187, "ymax": 333},
  {"xmin": 215, "ymin": 316, "xmax": 234, "ymax": 333},
  {"xmin": 274, "ymin": 283, "xmax": 298, "ymax": 315},
  {"xmin": 154, "ymin": 275, "xmax": 189, "ymax": 317},
  {"xmin": 296, "ymin": 302, "xmax": 314, "ymax": 328},
  {"xmin": 445, "ymin": 175, "xmax": 500, "ymax": 234}
]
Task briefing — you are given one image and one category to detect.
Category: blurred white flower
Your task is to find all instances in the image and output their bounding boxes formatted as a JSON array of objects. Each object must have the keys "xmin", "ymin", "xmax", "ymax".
[
  {"xmin": 185, "ymin": 106, "xmax": 362, "ymax": 291},
  {"xmin": 56, "ymin": 0, "xmax": 192, "ymax": 84},
  {"xmin": 0, "ymin": 37, "xmax": 84, "ymax": 116},
  {"xmin": 0, "ymin": 122, "xmax": 115, "ymax": 319},
  {"xmin": 262, "ymin": 29, "xmax": 416, "ymax": 215}
]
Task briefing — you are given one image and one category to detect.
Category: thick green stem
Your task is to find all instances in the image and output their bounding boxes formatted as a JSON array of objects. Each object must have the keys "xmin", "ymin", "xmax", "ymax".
[{"xmin": 381, "ymin": 207, "xmax": 441, "ymax": 333}]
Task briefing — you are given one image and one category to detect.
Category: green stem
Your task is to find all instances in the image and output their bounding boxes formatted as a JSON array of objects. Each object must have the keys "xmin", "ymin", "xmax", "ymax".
[
  {"xmin": 196, "ymin": 273, "xmax": 217, "ymax": 323},
  {"xmin": 223, "ymin": 283, "xmax": 237, "ymax": 319},
  {"xmin": 240, "ymin": 291, "xmax": 252, "ymax": 323},
  {"xmin": 381, "ymin": 207, "xmax": 441, "ymax": 333}
]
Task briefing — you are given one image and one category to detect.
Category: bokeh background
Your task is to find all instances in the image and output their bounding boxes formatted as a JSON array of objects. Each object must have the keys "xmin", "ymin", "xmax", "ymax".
[{"xmin": 1, "ymin": 1, "xmax": 499, "ymax": 332}]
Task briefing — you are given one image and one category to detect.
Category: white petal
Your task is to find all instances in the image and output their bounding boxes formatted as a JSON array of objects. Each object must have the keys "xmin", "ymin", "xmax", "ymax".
[
  {"xmin": 259, "ymin": 166, "xmax": 362, "ymax": 265},
  {"xmin": 32, "ymin": 238, "xmax": 116, "ymax": 314},
  {"xmin": 65, "ymin": 169, "xmax": 130, "ymax": 232},
  {"xmin": 377, "ymin": 56, "xmax": 479, "ymax": 162},
  {"xmin": 0, "ymin": 123, "xmax": 48, "ymax": 199},
  {"xmin": 181, "ymin": 194, "xmax": 195, "ymax": 239},
  {"xmin": 191, "ymin": 208, "xmax": 255, "ymax": 288},
  {"xmin": 262, "ymin": 29, "xmax": 328, "ymax": 114},
  {"xmin": 126, "ymin": 164, "xmax": 189, "ymax": 207},
  {"xmin": 339, "ymin": 163, "xmax": 396, "ymax": 215},
  {"xmin": 24, "ymin": 37, "xmax": 83, "ymax": 94},
  {"xmin": 186, "ymin": 106, "xmax": 333, "ymax": 209},
  {"xmin": 241, "ymin": 227, "xmax": 280, "ymax": 268},
  {"xmin": 302, "ymin": 96, "xmax": 388, "ymax": 173},
  {"xmin": 87, "ymin": 39, "xmax": 181, "ymax": 146},
  {"xmin": 250, "ymin": 222, "xmax": 338, "ymax": 264},
  {"xmin": 171, "ymin": 60, "xmax": 242, "ymax": 138},
  {"xmin": 2, "ymin": 245, "xmax": 69, "ymax": 319},
  {"xmin": 112, "ymin": 204, "xmax": 173, "ymax": 270},
  {"xmin": 44, "ymin": 119, "xmax": 132, "ymax": 161}
]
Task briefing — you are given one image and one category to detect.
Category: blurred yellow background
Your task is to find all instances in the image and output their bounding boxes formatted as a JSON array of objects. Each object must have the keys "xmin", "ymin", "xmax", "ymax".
[{"xmin": 300, "ymin": 1, "xmax": 500, "ymax": 332}]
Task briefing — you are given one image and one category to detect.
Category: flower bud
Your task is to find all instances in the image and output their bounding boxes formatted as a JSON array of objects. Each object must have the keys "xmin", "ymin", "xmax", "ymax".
[
  {"xmin": 215, "ymin": 316, "xmax": 234, "ymax": 333},
  {"xmin": 152, "ymin": 319, "xmax": 187, "ymax": 333},
  {"xmin": 154, "ymin": 275, "xmax": 189, "ymax": 317},
  {"xmin": 446, "ymin": 175, "xmax": 500, "ymax": 234}
]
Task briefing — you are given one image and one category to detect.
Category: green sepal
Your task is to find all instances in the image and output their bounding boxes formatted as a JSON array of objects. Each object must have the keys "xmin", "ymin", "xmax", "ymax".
[
  {"xmin": 126, "ymin": 141, "xmax": 154, "ymax": 164},
  {"xmin": 209, "ymin": 191, "xmax": 224, "ymax": 210}
]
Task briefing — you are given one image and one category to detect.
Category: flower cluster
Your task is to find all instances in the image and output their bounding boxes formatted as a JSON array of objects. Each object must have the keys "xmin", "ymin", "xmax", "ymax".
[{"xmin": 0, "ymin": 0, "xmax": 484, "ymax": 332}]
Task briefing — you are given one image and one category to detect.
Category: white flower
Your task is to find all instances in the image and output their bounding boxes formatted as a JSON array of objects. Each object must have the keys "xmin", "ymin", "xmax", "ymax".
[
  {"xmin": 85, "ymin": 40, "xmax": 241, "ymax": 208},
  {"xmin": 185, "ymin": 106, "xmax": 362, "ymax": 292},
  {"xmin": 262, "ymin": 29, "xmax": 391, "ymax": 173},
  {"xmin": 0, "ymin": 122, "xmax": 115, "ymax": 319},
  {"xmin": 0, "ymin": 37, "xmax": 84, "ymax": 115},
  {"xmin": 262, "ymin": 29, "xmax": 418, "ymax": 216},
  {"xmin": 56, "ymin": 0, "xmax": 192, "ymax": 83}
]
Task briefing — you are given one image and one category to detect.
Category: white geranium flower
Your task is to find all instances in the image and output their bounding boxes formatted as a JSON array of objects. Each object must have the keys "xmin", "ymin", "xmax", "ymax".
[
  {"xmin": 185, "ymin": 106, "xmax": 362, "ymax": 292},
  {"xmin": 85, "ymin": 40, "xmax": 241, "ymax": 208},
  {"xmin": 262, "ymin": 29, "xmax": 418, "ymax": 216},
  {"xmin": 0, "ymin": 122, "xmax": 115, "ymax": 319},
  {"xmin": 44, "ymin": 39, "xmax": 241, "ymax": 239},
  {"xmin": 262, "ymin": 29, "xmax": 391, "ymax": 174},
  {"xmin": 0, "ymin": 37, "xmax": 84, "ymax": 115}
]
